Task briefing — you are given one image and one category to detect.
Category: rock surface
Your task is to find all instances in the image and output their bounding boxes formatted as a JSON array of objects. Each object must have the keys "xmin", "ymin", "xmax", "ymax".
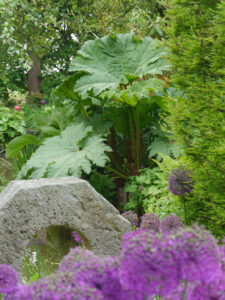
[{"xmin": 0, "ymin": 177, "xmax": 131, "ymax": 274}]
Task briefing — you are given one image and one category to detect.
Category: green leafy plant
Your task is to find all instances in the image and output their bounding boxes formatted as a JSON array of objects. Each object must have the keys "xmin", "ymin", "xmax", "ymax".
[
  {"xmin": 6, "ymin": 134, "xmax": 40, "ymax": 170},
  {"xmin": 55, "ymin": 34, "xmax": 171, "ymax": 181},
  {"xmin": 17, "ymin": 121, "xmax": 111, "ymax": 179},
  {"xmin": 125, "ymin": 166, "xmax": 182, "ymax": 218},
  {"xmin": 0, "ymin": 107, "xmax": 25, "ymax": 150},
  {"xmin": 69, "ymin": 33, "xmax": 170, "ymax": 97},
  {"xmin": 147, "ymin": 126, "xmax": 181, "ymax": 160},
  {"xmin": 89, "ymin": 171, "xmax": 116, "ymax": 203}
]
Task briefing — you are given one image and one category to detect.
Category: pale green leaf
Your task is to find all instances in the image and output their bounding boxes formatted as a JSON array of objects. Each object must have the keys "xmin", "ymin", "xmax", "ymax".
[
  {"xmin": 17, "ymin": 123, "xmax": 111, "ymax": 179},
  {"xmin": 69, "ymin": 33, "xmax": 170, "ymax": 96}
]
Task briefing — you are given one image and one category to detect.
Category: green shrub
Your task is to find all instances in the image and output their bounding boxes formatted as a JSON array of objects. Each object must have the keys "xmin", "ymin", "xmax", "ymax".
[
  {"xmin": 0, "ymin": 107, "xmax": 25, "ymax": 150},
  {"xmin": 164, "ymin": 0, "xmax": 225, "ymax": 237},
  {"xmin": 125, "ymin": 165, "xmax": 183, "ymax": 218}
]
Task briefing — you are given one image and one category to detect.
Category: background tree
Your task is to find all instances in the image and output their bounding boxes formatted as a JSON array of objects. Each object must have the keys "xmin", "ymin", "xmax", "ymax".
[{"xmin": 0, "ymin": 0, "xmax": 166, "ymax": 100}]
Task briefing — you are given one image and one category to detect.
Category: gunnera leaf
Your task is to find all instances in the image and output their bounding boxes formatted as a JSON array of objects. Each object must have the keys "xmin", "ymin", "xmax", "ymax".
[{"xmin": 69, "ymin": 33, "xmax": 171, "ymax": 97}]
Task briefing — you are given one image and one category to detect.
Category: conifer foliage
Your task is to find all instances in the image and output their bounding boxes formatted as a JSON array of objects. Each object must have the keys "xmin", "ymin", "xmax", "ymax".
[{"xmin": 164, "ymin": 0, "xmax": 225, "ymax": 237}]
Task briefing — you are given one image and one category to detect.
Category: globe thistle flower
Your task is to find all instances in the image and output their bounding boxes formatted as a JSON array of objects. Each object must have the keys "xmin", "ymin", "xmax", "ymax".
[
  {"xmin": 0, "ymin": 265, "xmax": 18, "ymax": 294},
  {"xmin": 140, "ymin": 213, "xmax": 160, "ymax": 232},
  {"xmin": 160, "ymin": 214, "xmax": 183, "ymax": 233},
  {"xmin": 168, "ymin": 167, "xmax": 193, "ymax": 196},
  {"xmin": 72, "ymin": 231, "xmax": 82, "ymax": 244},
  {"xmin": 122, "ymin": 211, "xmax": 138, "ymax": 227}
]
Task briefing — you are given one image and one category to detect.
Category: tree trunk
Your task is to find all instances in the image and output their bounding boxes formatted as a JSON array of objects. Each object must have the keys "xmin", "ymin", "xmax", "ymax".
[{"xmin": 28, "ymin": 52, "xmax": 41, "ymax": 95}]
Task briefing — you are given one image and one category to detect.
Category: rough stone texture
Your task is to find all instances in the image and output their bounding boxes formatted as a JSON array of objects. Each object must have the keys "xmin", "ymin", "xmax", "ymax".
[{"xmin": 0, "ymin": 177, "xmax": 131, "ymax": 274}]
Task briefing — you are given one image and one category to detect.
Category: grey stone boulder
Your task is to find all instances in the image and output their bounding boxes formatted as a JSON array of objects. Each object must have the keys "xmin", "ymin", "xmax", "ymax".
[{"xmin": 0, "ymin": 177, "xmax": 131, "ymax": 274}]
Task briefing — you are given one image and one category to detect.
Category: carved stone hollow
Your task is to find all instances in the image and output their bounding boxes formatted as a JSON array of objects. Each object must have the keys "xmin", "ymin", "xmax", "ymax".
[{"xmin": 0, "ymin": 177, "xmax": 131, "ymax": 274}]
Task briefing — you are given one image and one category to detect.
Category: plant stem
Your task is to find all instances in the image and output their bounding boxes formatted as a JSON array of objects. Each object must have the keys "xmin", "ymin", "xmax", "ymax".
[
  {"xmin": 182, "ymin": 195, "xmax": 188, "ymax": 225},
  {"xmin": 135, "ymin": 108, "xmax": 141, "ymax": 170},
  {"xmin": 105, "ymin": 166, "xmax": 129, "ymax": 180},
  {"xmin": 182, "ymin": 281, "xmax": 188, "ymax": 300}
]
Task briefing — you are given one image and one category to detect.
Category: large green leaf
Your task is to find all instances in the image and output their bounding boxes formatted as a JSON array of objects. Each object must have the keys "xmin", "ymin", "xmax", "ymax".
[
  {"xmin": 52, "ymin": 72, "xmax": 86, "ymax": 103},
  {"xmin": 101, "ymin": 78, "xmax": 165, "ymax": 106},
  {"xmin": 148, "ymin": 139, "xmax": 181, "ymax": 160},
  {"xmin": 6, "ymin": 134, "xmax": 40, "ymax": 159},
  {"xmin": 17, "ymin": 123, "xmax": 111, "ymax": 179},
  {"xmin": 69, "ymin": 33, "xmax": 170, "ymax": 96}
]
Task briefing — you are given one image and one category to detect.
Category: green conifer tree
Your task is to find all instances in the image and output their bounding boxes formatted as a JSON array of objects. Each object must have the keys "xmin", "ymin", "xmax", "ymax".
[{"xmin": 164, "ymin": 0, "xmax": 225, "ymax": 237}]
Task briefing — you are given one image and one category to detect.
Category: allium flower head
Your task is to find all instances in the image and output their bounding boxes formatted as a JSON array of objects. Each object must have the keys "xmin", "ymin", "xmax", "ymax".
[
  {"xmin": 59, "ymin": 247, "xmax": 132, "ymax": 300},
  {"xmin": 72, "ymin": 231, "xmax": 82, "ymax": 244},
  {"xmin": 0, "ymin": 264, "xmax": 18, "ymax": 293},
  {"xmin": 120, "ymin": 225, "xmax": 221, "ymax": 299},
  {"xmin": 140, "ymin": 213, "xmax": 160, "ymax": 232},
  {"xmin": 168, "ymin": 167, "xmax": 193, "ymax": 196},
  {"xmin": 13, "ymin": 272, "xmax": 103, "ymax": 300},
  {"xmin": 122, "ymin": 211, "xmax": 138, "ymax": 227},
  {"xmin": 160, "ymin": 214, "xmax": 183, "ymax": 233},
  {"xmin": 120, "ymin": 229, "xmax": 179, "ymax": 298},
  {"xmin": 41, "ymin": 100, "xmax": 46, "ymax": 104},
  {"xmin": 167, "ymin": 225, "xmax": 221, "ymax": 283}
]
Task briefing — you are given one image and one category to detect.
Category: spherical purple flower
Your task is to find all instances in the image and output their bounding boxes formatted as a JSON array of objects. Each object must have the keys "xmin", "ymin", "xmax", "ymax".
[
  {"xmin": 160, "ymin": 214, "xmax": 183, "ymax": 233},
  {"xmin": 120, "ymin": 229, "xmax": 180, "ymax": 298},
  {"xmin": 12, "ymin": 272, "xmax": 103, "ymax": 300},
  {"xmin": 72, "ymin": 231, "xmax": 82, "ymax": 244},
  {"xmin": 186, "ymin": 276, "xmax": 225, "ymax": 300},
  {"xmin": 120, "ymin": 225, "xmax": 221, "ymax": 299},
  {"xmin": 166, "ymin": 225, "xmax": 221, "ymax": 284},
  {"xmin": 122, "ymin": 211, "xmax": 138, "ymax": 227},
  {"xmin": 140, "ymin": 213, "xmax": 160, "ymax": 232},
  {"xmin": 0, "ymin": 264, "xmax": 18, "ymax": 293},
  {"xmin": 41, "ymin": 100, "xmax": 46, "ymax": 104},
  {"xmin": 168, "ymin": 167, "xmax": 193, "ymax": 196},
  {"xmin": 59, "ymin": 247, "xmax": 133, "ymax": 300}
]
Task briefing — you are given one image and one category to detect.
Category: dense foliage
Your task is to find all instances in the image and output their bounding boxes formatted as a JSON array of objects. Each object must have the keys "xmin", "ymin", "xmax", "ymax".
[
  {"xmin": 164, "ymin": 0, "xmax": 225, "ymax": 237},
  {"xmin": 0, "ymin": 0, "xmax": 224, "ymax": 298},
  {"xmin": 0, "ymin": 108, "xmax": 25, "ymax": 150}
]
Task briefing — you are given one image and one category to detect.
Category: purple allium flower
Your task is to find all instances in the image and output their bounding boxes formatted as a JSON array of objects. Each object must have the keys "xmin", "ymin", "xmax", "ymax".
[
  {"xmin": 59, "ymin": 247, "xmax": 133, "ymax": 300},
  {"xmin": 122, "ymin": 211, "xmax": 138, "ymax": 227},
  {"xmin": 0, "ymin": 265, "xmax": 18, "ymax": 293},
  {"xmin": 72, "ymin": 231, "xmax": 82, "ymax": 244},
  {"xmin": 185, "ymin": 274, "xmax": 225, "ymax": 300},
  {"xmin": 41, "ymin": 100, "xmax": 46, "ymax": 104},
  {"xmin": 168, "ymin": 167, "xmax": 193, "ymax": 196},
  {"xmin": 140, "ymin": 213, "xmax": 160, "ymax": 232},
  {"xmin": 13, "ymin": 272, "xmax": 103, "ymax": 300},
  {"xmin": 160, "ymin": 214, "xmax": 183, "ymax": 233},
  {"xmin": 120, "ymin": 225, "xmax": 221, "ymax": 299},
  {"xmin": 120, "ymin": 229, "xmax": 180, "ymax": 298}
]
